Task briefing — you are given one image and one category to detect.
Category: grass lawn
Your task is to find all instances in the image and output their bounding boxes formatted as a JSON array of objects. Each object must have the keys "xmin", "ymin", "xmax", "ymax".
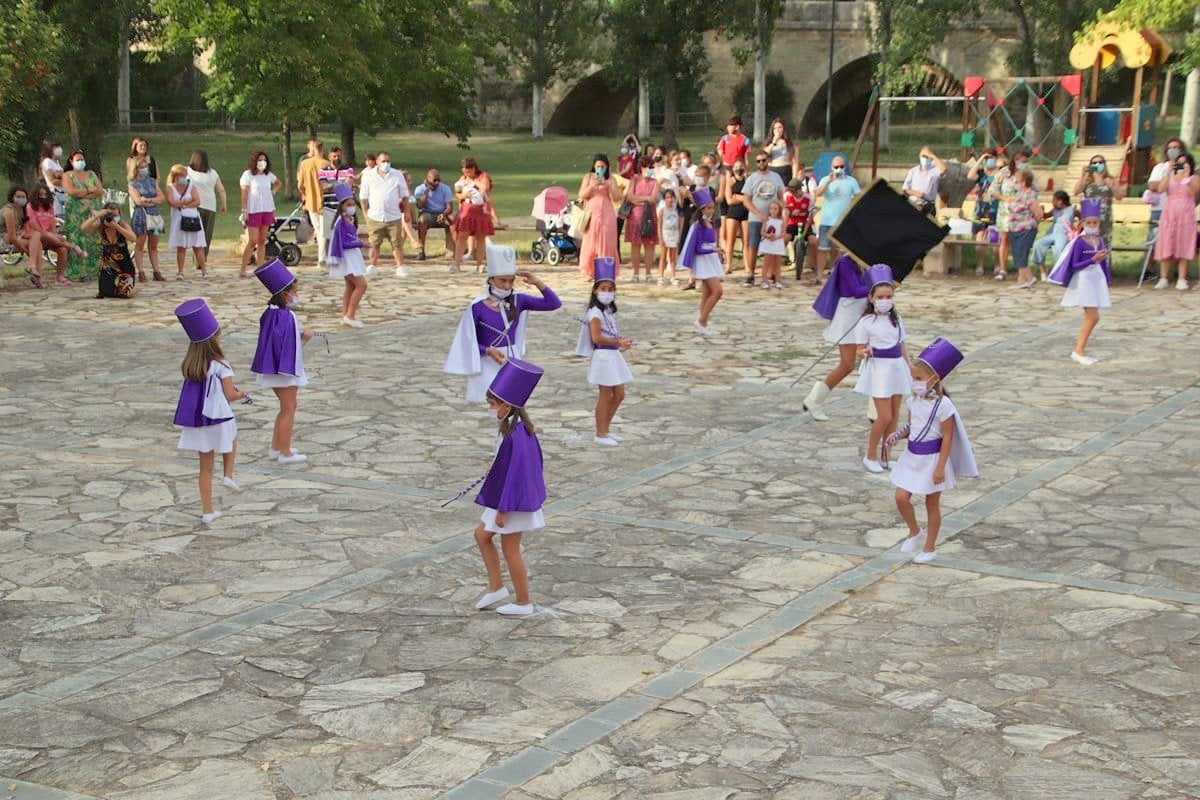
[{"xmin": 97, "ymin": 128, "xmax": 1158, "ymax": 277}]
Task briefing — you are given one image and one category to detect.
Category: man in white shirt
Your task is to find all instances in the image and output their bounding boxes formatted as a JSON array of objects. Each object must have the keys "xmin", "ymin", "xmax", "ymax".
[{"xmin": 360, "ymin": 151, "xmax": 411, "ymax": 276}]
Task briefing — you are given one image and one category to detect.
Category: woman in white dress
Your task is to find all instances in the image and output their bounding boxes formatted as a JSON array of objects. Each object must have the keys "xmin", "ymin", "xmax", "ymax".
[{"xmin": 166, "ymin": 164, "xmax": 208, "ymax": 278}]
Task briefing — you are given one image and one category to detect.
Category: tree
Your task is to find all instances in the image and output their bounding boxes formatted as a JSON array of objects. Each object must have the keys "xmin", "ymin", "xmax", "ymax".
[
  {"xmin": 604, "ymin": 0, "xmax": 711, "ymax": 148},
  {"xmin": 496, "ymin": 0, "xmax": 595, "ymax": 139},
  {"xmin": 0, "ymin": 0, "xmax": 63, "ymax": 182},
  {"xmin": 720, "ymin": 0, "xmax": 785, "ymax": 141}
]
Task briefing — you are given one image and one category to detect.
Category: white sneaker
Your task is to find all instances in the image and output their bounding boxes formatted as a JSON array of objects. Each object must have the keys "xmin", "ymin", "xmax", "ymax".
[
  {"xmin": 657, "ymin": 278, "xmax": 667, "ymax": 286},
  {"xmin": 201, "ymin": 511, "xmax": 222, "ymax": 525},
  {"xmin": 463, "ymin": 254, "xmax": 475, "ymax": 263},
  {"xmin": 760, "ymin": 282, "xmax": 770, "ymax": 289},
  {"xmin": 1070, "ymin": 351, "xmax": 1098, "ymax": 366},
  {"xmin": 475, "ymin": 587, "xmax": 509, "ymax": 610},
  {"xmin": 773, "ymin": 282, "xmax": 784, "ymax": 290},
  {"xmin": 594, "ymin": 435, "xmax": 619, "ymax": 447},
  {"xmin": 631, "ymin": 275, "xmax": 641, "ymax": 283},
  {"xmin": 693, "ymin": 320, "xmax": 710, "ymax": 336},
  {"xmin": 221, "ymin": 477, "xmax": 241, "ymax": 491},
  {"xmin": 496, "ymin": 602, "xmax": 533, "ymax": 616},
  {"xmin": 397, "ymin": 266, "xmax": 411, "ymax": 278},
  {"xmin": 364, "ymin": 265, "xmax": 378, "ymax": 276},
  {"xmin": 278, "ymin": 452, "xmax": 308, "ymax": 465},
  {"xmin": 913, "ymin": 550, "xmax": 937, "ymax": 564},
  {"xmin": 341, "ymin": 316, "xmax": 365, "ymax": 329},
  {"xmin": 1177, "ymin": 279, "xmax": 1190, "ymax": 291},
  {"xmin": 900, "ymin": 530, "xmax": 924, "ymax": 553},
  {"xmin": 607, "ymin": 432, "xmax": 623, "ymax": 442},
  {"xmin": 1154, "ymin": 278, "xmax": 1169, "ymax": 290},
  {"xmin": 994, "ymin": 272, "xmax": 1006, "ymax": 281},
  {"xmin": 267, "ymin": 449, "xmax": 281, "ymax": 460},
  {"xmin": 862, "ymin": 457, "xmax": 885, "ymax": 473}
]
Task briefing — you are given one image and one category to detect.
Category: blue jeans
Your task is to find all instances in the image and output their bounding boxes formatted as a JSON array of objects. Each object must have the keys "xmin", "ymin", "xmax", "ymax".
[
  {"xmin": 1009, "ymin": 228, "xmax": 1036, "ymax": 269},
  {"xmin": 748, "ymin": 220, "xmax": 764, "ymax": 249},
  {"xmin": 1032, "ymin": 230, "xmax": 1067, "ymax": 267}
]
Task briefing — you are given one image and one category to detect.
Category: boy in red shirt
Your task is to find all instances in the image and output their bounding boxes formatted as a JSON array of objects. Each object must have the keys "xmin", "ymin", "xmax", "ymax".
[
  {"xmin": 717, "ymin": 116, "xmax": 751, "ymax": 168},
  {"xmin": 784, "ymin": 177, "xmax": 815, "ymax": 278}
]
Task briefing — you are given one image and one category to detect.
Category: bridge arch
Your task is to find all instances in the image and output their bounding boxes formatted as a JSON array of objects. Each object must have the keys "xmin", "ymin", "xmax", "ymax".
[{"xmin": 545, "ymin": 69, "xmax": 636, "ymax": 136}]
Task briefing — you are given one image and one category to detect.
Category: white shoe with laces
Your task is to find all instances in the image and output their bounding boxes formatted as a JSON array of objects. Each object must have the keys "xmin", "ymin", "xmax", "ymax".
[
  {"xmin": 397, "ymin": 266, "xmax": 411, "ymax": 278},
  {"xmin": 342, "ymin": 316, "xmax": 365, "ymax": 329},
  {"xmin": 267, "ymin": 449, "xmax": 280, "ymax": 460}
]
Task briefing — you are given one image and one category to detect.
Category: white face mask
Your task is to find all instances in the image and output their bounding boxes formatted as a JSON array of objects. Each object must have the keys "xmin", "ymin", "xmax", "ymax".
[
  {"xmin": 680, "ymin": 158, "xmax": 690, "ymax": 168},
  {"xmin": 344, "ymin": 205, "xmax": 356, "ymax": 216},
  {"xmin": 911, "ymin": 380, "xmax": 928, "ymax": 396},
  {"xmin": 380, "ymin": 162, "xmax": 392, "ymax": 173},
  {"xmin": 596, "ymin": 291, "xmax": 616, "ymax": 305},
  {"xmin": 1083, "ymin": 224, "xmax": 1100, "ymax": 236},
  {"xmin": 490, "ymin": 286, "xmax": 513, "ymax": 300},
  {"xmin": 257, "ymin": 160, "xmax": 268, "ymax": 171},
  {"xmin": 53, "ymin": 147, "xmax": 63, "ymax": 158},
  {"xmin": 487, "ymin": 408, "xmax": 501, "ymax": 421},
  {"xmin": 874, "ymin": 298, "xmax": 894, "ymax": 314},
  {"xmin": 72, "ymin": 159, "xmax": 86, "ymax": 170}
]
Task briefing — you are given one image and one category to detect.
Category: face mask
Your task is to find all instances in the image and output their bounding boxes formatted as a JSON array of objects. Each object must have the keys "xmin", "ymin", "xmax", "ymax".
[
  {"xmin": 344, "ymin": 205, "xmax": 356, "ymax": 215},
  {"xmin": 487, "ymin": 408, "xmax": 501, "ymax": 421},
  {"xmin": 911, "ymin": 380, "xmax": 928, "ymax": 396},
  {"xmin": 72, "ymin": 159, "xmax": 86, "ymax": 170},
  {"xmin": 380, "ymin": 162, "xmax": 392, "ymax": 173},
  {"xmin": 179, "ymin": 177, "xmax": 189, "ymax": 186},
  {"xmin": 695, "ymin": 178, "xmax": 707, "ymax": 187},
  {"xmin": 654, "ymin": 155, "xmax": 663, "ymax": 163},
  {"xmin": 874, "ymin": 298, "xmax": 893, "ymax": 313},
  {"xmin": 37, "ymin": 196, "xmax": 50, "ymax": 205},
  {"xmin": 594, "ymin": 167, "xmax": 605, "ymax": 178},
  {"xmin": 681, "ymin": 158, "xmax": 690, "ymax": 168},
  {"xmin": 702, "ymin": 210, "xmax": 714, "ymax": 222},
  {"xmin": 596, "ymin": 291, "xmax": 616, "ymax": 305},
  {"xmin": 920, "ymin": 157, "xmax": 932, "ymax": 168},
  {"xmin": 644, "ymin": 168, "xmax": 653, "ymax": 178},
  {"xmin": 1167, "ymin": 147, "xmax": 1181, "ymax": 160},
  {"xmin": 14, "ymin": 198, "xmax": 27, "ymax": 208},
  {"xmin": 832, "ymin": 166, "xmax": 845, "ymax": 175},
  {"xmin": 1083, "ymin": 224, "xmax": 1100, "ymax": 236},
  {"xmin": 286, "ymin": 298, "xmax": 299, "ymax": 309},
  {"xmin": 1090, "ymin": 163, "xmax": 1105, "ymax": 173},
  {"xmin": 619, "ymin": 147, "xmax": 629, "ymax": 156},
  {"xmin": 137, "ymin": 167, "xmax": 149, "ymax": 178},
  {"xmin": 53, "ymin": 147, "xmax": 63, "ymax": 158},
  {"xmin": 984, "ymin": 158, "xmax": 996, "ymax": 169},
  {"xmin": 490, "ymin": 286, "xmax": 513, "ymax": 299},
  {"xmin": 257, "ymin": 160, "xmax": 268, "ymax": 171},
  {"xmin": 1015, "ymin": 161, "xmax": 1028, "ymax": 171}
]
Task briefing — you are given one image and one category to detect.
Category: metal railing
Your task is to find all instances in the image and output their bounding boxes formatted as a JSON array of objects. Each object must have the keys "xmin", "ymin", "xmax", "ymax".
[{"xmin": 116, "ymin": 108, "xmax": 233, "ymax": 132}]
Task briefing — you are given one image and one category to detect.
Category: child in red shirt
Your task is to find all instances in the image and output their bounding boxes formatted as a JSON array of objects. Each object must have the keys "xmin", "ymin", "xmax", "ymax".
[
  {"xmin": 717, "ymin": 116, "xmax": 752, "ymax": 167},
  {"xmin": 784, "ymin": 178, "xmax": 815, "ymax": 277}
]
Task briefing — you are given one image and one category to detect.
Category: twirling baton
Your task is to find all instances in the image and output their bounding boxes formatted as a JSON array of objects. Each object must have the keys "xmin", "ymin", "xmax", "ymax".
[{"xmin": 787, "ymin": 322, "xmax": 860, "ymax": 388}]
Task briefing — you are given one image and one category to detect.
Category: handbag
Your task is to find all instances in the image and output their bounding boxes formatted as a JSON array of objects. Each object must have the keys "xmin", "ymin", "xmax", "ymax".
[
  {"xmin": 570, "ymin": 203, "xmax": 591, "ymax": 235},
  {"xmin": 180, "ymin": 215, "xmax": 202, "ymax": 233},
  {"xmin": 144, "ymin": 213, "xmax": 165, "ymax": 232},
  {"xmin": 618, "ymin": 200, "xmax": 633, "ymax": 218},
  {"xmin": 638, "ymin": 202, "xmax": 656, "ymax": 239}
]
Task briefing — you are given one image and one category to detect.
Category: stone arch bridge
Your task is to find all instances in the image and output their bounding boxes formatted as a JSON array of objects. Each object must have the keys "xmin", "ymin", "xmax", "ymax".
[{"xmin": 524, "ymin": 0, "xmax": 1019, "ymax": 138}]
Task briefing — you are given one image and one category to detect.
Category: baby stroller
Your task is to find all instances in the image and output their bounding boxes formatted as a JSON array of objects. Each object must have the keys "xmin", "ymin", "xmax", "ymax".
[
  {"xmin": 529, "ymin": 186, "xmax": 580, "ymax": 265},
  {"xmin": 243, "ymin": 200, "xmax": 307, "ymax": 267}
]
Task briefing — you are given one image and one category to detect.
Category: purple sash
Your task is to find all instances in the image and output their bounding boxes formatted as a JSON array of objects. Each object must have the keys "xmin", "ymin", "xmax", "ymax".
[
  {"xmin": 908, "ymin": 438, "xmax": 943, "ymax": 455},
  {"xmin": 594, "ymin": 344, "xmax": 619, "ymax": 350},
  {"xmin": 871, "ymin": 344, "xmax": 903, "ymax": 358}
]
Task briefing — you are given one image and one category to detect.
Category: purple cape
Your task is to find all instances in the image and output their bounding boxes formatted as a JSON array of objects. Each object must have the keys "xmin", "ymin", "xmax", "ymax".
[
  {"xmin": 173, "ymin": 378, "xmax": 232, "ymax": 427},
  {"xmin": 250, "ymin": 307, "xmax": 300, "ymax": 376},
  {"xmin": 812, "ymin": 255, "xmax": 868, "ymax": 320},
  {"xmin": 679, "ymin": 222, "xmax": 717, "ymax": 269},
  {"xmin": 475, "ymin": 420, "xmax": 547, "ymax": 512},
  {"xmin": 1047, "ymin": 234, "xmax": 1111, "ymax": 288},
  {"xmin": 328, "ymin": 216, "xmax": 362, "ymax": 260}
]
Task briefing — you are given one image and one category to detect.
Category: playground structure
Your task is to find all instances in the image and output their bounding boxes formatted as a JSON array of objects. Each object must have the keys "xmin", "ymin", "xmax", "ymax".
[{"xmin": 849, "ymin": 17, "xmax": 1171, "ymax": 190}]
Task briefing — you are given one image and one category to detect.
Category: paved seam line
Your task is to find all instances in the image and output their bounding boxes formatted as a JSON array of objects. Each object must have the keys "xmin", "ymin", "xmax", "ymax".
[{"xmin": 436, "ymin": 383, "xmax": 1197, "ymax": 800}]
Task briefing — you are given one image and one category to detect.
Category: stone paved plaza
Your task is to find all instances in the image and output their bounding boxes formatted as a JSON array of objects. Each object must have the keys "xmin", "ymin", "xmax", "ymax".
[{"xmin": 0, "ymin": 255, "xmax": 1198, "ymax": 800}]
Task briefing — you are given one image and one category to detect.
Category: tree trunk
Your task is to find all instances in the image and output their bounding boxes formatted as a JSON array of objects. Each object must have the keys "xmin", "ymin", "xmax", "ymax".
[
  {"xmin": 754, "ymin": 0, "xmax": 767, "ymax": 141},
  {"xmin": 1182, "ymin": 7, "xmax": 1200, "ymax": 145},
  {"xmin": 663, "ymin": 74, "xmax": 679, "ymax": 150},
  {"xmin": 340, "ymin": 121, "xmax": 356, "ymax": 169},
  {"xmin": 532, "ymin": 83, "xmax": 544, "ymax": 139},
  {"xmin": 117, "ymin": 17, "xmax": 131, "ymax": 131},
  {"xmin": 281, "ymin": 119, "xmax": 296, "ymax": 202},
  {"xmin": 306, "ymin": 123, "xmax": 317, "ymax": 140},
  {"xmin": 637, "ymin": 75, "xmax": 650, "ymax": 139}
]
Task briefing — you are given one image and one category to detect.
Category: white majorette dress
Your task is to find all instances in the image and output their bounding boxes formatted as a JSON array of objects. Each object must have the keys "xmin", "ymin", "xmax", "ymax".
[
  {"xmin": 176, "ymin": 360, "xmax": 238, "ymax": 454},
  {"xmin": 853, "ymin": 312, "xmax": 910, "ymax": 398},
  {"xmin": 576, "ymin": 306, "xmax": 634, "ymax": 386},
  {"xmin": 328, "ymin": 213, "xmax": 367, "ymax": 278},
  {"xmin": 757, "ymin": 218, "xmax": 786, "ymax": 256},
  {"xmin": 1049, "ymin": 232, "xmax": 1112, "ymax": 310},
  {"xmin": 890, "ymin": 394, "xmax": 979, "ymax": 495}
]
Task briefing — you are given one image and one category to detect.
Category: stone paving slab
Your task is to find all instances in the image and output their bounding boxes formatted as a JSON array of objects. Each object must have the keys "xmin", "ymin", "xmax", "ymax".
[{"xmin": 0, "ymin": 257, "xmax": 1197, "ymax": 798}]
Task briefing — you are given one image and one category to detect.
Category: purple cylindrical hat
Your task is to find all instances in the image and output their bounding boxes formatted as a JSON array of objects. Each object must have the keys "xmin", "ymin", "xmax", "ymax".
[
  {"xmin": 254, "ymin": 258, "xmax": 297, "ymax": 295},
  {"xmin": 1079, "ymin": 198, "xmax": 1102, "ymax": 220},
  {"xmin": 593, "ymin": 257, "xmax": 617, "ymax": 284},
  {"xmin": 866, "ymin": 263, "xmax": 894, "ymax": 288},
  {"xmin": 488, "ymin": 357, "xmax": 544, "ymax": 408},
  {"xmin": 916, "ymin": 337, "xmax": 964, "ymax": 379},
  {"xmin": 691, "ymin": 187, "xmax": 713, "ymax": 208},
  {"xmin": 175, "ymin": 298, "xmax": 220, "ymax": 343},
  {"xmin": 333, "ymin": 183, "xmax": 354, "ymax": 203}
]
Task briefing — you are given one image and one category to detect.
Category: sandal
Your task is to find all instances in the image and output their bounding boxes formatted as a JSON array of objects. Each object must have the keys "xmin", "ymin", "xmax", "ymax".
[
  {"xmin": 25, "ymin": 268, "xmax": 46, "ymax": 289},
  {"xmin": 176, "ymin": 270, "xmax": 185, "ymax": 280},
  {"xmin": 152, "ymin": 270, "xmax": 166, "ymax": 282},
  {"xmin": 55, "ymin": 274, "xmax": 71, "ymax": 286},
  {"xmin": 138, "ymin": 271, "xmax": 148, "ymax": 283}
]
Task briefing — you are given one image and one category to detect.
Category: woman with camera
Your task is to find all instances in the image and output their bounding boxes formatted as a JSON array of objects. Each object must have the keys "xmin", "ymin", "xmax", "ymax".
[
  {"xmin": 1073, "ymin": 154, "xmax": 1125, "ymax": 240},
  {"xmin": 61, "ymin": 149, "xmax": 105, "ymax": 281},
  {"xmin": 81, "ymin": 203, "xmax": 138, "ymax": 299},
  {"xmin": 1152, "ymin": 152, "xmax": 1200, "ymax": 291}
]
